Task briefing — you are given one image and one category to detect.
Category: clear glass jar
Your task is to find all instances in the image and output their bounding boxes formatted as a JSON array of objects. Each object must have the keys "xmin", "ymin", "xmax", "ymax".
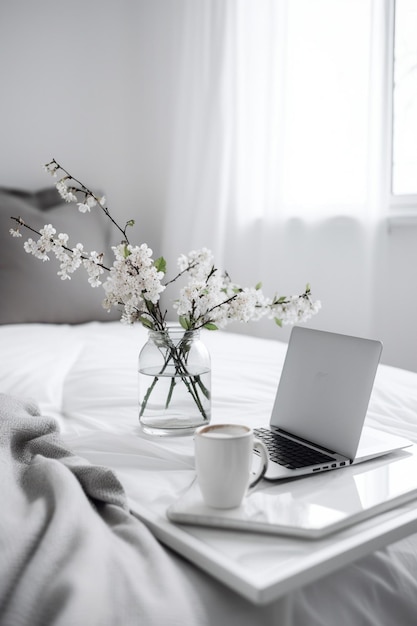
[{"xmin": 138, "ymin": 327, "xmax": 211, "ymax": 436}]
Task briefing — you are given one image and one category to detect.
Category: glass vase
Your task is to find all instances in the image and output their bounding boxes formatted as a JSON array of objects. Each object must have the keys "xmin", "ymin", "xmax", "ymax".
[{"xmin": 138, "ymin": 327, "xmax": 211, "ymax": 436}]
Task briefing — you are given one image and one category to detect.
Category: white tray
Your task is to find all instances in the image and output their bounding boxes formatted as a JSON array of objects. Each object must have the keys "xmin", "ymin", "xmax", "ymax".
[
  {"xmin": 167, "ymin": 448, "xmax": 417, "ymax": 538},
  {"xmin": 128, "ymin": 446, "xmax": 417, "ymax": 604}
]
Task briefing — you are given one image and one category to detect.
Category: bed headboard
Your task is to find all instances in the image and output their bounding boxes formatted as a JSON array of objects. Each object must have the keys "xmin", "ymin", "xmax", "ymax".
[{"xmin": 0, "ymin": 186, "xmax": 120, "ymax": 324}]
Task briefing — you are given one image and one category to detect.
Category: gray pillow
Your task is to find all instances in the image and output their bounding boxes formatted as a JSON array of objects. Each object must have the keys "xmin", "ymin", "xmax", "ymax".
[{"xmin": 0, "ymin": 186, "xmax": 121, "ymax": 324}]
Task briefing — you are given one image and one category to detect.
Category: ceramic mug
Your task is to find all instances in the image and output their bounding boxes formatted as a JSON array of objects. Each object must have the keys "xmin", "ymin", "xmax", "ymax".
[{"xmin": 194, "ymin": 424, "xmax": 268, "ymax": 509}]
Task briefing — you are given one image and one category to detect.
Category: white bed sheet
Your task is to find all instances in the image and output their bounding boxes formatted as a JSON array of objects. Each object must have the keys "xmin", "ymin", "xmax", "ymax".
[{"xmin": 2, "ymin": 321, "xmax": 417, "ymax": 625}]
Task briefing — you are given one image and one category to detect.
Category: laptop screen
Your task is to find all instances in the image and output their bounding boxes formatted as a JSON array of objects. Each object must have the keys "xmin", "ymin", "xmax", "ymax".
[{"xmin": 270, "ymin": 327, "xmax": 383, "ymax": 460}]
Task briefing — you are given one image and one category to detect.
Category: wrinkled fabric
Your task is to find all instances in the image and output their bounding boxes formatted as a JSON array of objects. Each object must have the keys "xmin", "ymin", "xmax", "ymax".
[
  {"xmin": 0, "ymin": 394, "xmax": 293, "ymax": 626},
  {"xmin": 2, "ymin": 321, "xmax": 417, "ymax": 626}
]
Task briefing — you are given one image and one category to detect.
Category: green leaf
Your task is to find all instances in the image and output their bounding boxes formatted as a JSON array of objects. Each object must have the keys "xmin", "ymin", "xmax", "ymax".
[
  {"xmin": 126, "ymin": 219, "xmax": 135, "ymax": 228},
  {"xmin": 123, "ymin": 244, "xmax": 130, "ymax": 258},
  {"xmin": 277, "ymin": 296, "xmax": 287, "ymax": 304},
  {"xmin": 274, "ymin": 317, "xmax": 283, "ymax": 327},
  {"xmin": 305, "ymin": 283, "xmax": 311, "ymax": 293},
  {"xmin": 203, "ymin": 322, "xmax": 218, "ymax": 331},
  {"xmin": 154, "ymin": 256, "xmax": 167, "ymax": 274},
  {"xmin": 179, "ymin": 316, "xmax": 190, "ymax": 330},
  {"xmin": 255, "ymin": 281, "xmax": 262, "ymax": 290},
  {"xmin": 139, "ymin": 316, "xmax": 154, "ymax": 329},
  {"xmin": 145, "ymin": 299, "xmax": 155, "ymax": 314}
]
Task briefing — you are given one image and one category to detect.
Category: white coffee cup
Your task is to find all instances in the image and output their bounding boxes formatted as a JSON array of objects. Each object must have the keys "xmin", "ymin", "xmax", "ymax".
[{"xmin": 194, "ymin": 424, "xmax": 268, "ymax": 509}]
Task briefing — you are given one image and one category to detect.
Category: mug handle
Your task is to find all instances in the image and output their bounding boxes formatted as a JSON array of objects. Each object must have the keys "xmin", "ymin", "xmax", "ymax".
[{"xmin": 249, "ymin": 439, "xmax": 268, "ymax": 488}]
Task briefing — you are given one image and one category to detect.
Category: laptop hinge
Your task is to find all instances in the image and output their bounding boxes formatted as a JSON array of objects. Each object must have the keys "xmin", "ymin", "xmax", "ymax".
[{"xmin": 273, "ymin": 426, "xmax": 337, "ymax": 456}]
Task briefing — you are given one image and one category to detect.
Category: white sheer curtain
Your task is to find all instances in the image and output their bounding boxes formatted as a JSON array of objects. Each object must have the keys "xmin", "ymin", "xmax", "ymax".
[{"xmin": 162, "ymin": 0, "xmax": 389, "ymax": 339}]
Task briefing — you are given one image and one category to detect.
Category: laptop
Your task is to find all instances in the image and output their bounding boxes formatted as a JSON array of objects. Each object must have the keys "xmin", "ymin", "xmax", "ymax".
[{"xmin": 254, "ymin": 326, "xmax": 412, "ymax": 481}]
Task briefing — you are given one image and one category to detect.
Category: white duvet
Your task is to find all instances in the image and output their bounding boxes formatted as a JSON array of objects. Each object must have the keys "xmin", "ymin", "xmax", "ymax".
[{"xmin": 2, "ymin": 321, "xmax": 417, "ymax": 625}]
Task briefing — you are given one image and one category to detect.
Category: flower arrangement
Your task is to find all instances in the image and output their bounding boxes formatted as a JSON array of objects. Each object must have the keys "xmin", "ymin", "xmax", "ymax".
[
  {"xmin": 10, "ymin": 159, "xmax": 320, "ymax": 333},
  {"xmin": 9, "ymin": 159, "xmax": 321, "ymax": 433}
]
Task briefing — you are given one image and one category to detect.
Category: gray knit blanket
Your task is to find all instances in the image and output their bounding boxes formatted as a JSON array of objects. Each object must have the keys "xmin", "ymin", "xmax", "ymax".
[{"xmin": 0, "ymin": 394, "xmax": 234, "ymax": 626}]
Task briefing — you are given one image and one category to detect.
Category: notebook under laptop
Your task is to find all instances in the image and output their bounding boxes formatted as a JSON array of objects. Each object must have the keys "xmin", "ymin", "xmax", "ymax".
[{"xmin": 255, "ymin": 326, "xmax": 412, "ymax": 481}]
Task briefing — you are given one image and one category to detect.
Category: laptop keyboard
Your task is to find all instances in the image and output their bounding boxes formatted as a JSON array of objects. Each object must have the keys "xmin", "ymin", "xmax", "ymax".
[{"xmin": 254, "ymin": 428, "xmax": 335, "ymax": 469}]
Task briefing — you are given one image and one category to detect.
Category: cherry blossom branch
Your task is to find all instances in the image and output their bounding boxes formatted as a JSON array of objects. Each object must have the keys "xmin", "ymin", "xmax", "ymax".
[
  {"xmin": 45, "ymin": 158, "xmax": 132, "ymax": 244},
  {"xmin": 10, "ymin": 216, "xmax": 112, "ymax": 271}
]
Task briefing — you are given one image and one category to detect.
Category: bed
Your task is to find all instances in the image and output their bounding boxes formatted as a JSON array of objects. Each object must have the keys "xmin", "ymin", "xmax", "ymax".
[{"xmin": 2, "ymin": 187, "xmax": 417, "ymax": 625}]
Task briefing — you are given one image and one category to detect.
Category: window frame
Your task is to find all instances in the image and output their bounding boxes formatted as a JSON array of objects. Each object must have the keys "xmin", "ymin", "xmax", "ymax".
[{"xmin": 387, "ymin": 0, "xmax": 417, "ymax": 219}]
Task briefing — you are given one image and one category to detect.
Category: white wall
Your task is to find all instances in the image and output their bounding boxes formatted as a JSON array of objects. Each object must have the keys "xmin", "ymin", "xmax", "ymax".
[
  {"xmin": 1, "ymin": 0, "xmax": 416, "ymax": 372},
  {"xmin": 373, "ymin": 221, "xmax": 417, "ymax": 371},
  {"xmin": 0, "ymin": 0, "xmax": 176, "ymax": 251}
]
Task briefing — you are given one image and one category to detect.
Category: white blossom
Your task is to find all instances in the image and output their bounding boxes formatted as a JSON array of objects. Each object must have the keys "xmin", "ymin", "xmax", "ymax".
[
  {"xmin": 56, "ymin": 244, "xmax": 83, "ymax": 280},
  {"xmin": 77, "ymin": 195, "xmax": 97, "ymax": 213},
  {"xmin": 9, "ymin": 228, "xmax": 22, "ymax": 237},
  {"xmin": 102, "ymin": 243, "xmax": 165, "ymax": 323},
  {"xmin": 83, "ymin": 251, "xmax": 104, "ymax": 287},
  {"xmin": 43, "ymin": 161, "xmax": 59, "ymax": 177},
  {"xmin": 56, "ymin": 232, "xmax": 69, "ymax": 246},
  {"xmin": 269, "ymin": 295, "xmax": 322, "ymax": 326},
  {"xmin": 172, "ymin": 247, "xmax": 322, "ymax": 330},
  {"xmin": 24, "ymin": 238, "xmax": 50, "ymax": 261},
  {"xmin": 177, "ymin": 248, "xmax": 214, "ymax": 280},
  {"xmin": 56, "ymin": 179, "xmax": 77, "ymax": 203},
  {"xmin": 227, "ymin": 288, "xmax": 262, "ymax": 323}
]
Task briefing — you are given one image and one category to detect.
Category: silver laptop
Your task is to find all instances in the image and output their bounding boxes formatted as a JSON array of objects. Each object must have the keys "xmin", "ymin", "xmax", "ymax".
[{"xmin": 255, "ymin": 326, "xmax": 412, "ymax": 481}]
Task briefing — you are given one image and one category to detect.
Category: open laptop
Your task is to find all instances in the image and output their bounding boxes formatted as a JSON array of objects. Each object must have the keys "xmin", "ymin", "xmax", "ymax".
[{"xmin": 254, "ymin": 326, "xmax": 412, "ymax": 481}]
